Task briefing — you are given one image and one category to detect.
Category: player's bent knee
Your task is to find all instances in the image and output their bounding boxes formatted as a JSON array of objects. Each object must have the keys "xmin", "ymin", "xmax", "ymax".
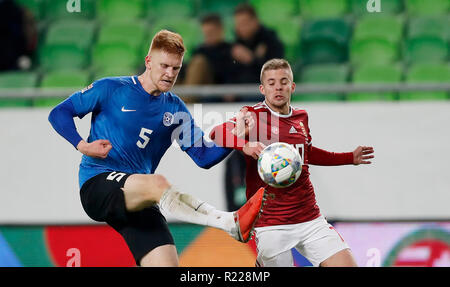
[{"xmin": 123, "ymin": 174, "xmax": 171, "ymax": 211}]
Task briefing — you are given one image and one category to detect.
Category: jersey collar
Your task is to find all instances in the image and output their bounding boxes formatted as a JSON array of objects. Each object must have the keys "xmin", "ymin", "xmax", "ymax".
[{"xmin": 262, "ymin": 100, "xmax": 293, "ymax": 118}]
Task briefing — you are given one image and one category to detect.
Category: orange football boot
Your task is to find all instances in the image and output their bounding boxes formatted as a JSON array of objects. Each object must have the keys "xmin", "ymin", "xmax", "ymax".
[{"xmin": 232, "ymin": 187, "xmax": 267, "ymax": 243}]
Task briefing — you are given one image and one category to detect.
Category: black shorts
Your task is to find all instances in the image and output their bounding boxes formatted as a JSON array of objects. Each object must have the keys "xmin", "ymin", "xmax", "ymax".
[{"xmin": 80, "ymin": 171, "xmax": 175, "ymax": 265}]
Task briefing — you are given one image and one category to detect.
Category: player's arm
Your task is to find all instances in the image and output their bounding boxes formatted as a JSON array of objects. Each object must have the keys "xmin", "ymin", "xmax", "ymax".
[
  {"xmin": 184, "ymin": 138, "xmax": 233, "ymax": 169},
  {"xmin": 210, "ymin": 113, "xmax": 265, "ymax": 160},
  {"xmin": 308, "ymin": 145, "xmax": 374, "ymax": 166},
  {"xmin": 173, "ymin": 118, "xmax": 232, "ymax": 169},
  {"xmin": 48, "ymin": 79, "xmax": 113, "ymax": 158}
]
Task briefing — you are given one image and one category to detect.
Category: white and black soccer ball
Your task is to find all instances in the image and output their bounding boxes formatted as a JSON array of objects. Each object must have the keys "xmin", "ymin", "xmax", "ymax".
[{"xmin": 257, "ymin": 142, "xmax": 302, "ymax": 188}]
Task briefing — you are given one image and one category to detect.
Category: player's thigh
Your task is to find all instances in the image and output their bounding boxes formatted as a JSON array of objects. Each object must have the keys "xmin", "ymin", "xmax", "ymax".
[
  {"xmin": 297, "ymin": 218, "xmax": 351, "ymax": 267},
  {"xmin": 256, "ymin": 249, "xmax": 294, "ymax": 267},
  {"xmin": 254, "ymin": 228, "xmax": 296, "ymax": 267},
  {"xmin": 122, "ymin": 173, "xmax": 171, "ymax": 212},
  {"xmin": 140, "ymin": 244, "xmax": 179, "ymax": 267},
  {"xmin": 320, "ymin": 248, "xmax": 357, "ymax": 267}
]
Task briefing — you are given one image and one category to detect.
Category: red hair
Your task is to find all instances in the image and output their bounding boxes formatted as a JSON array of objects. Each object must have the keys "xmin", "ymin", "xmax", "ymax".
[{"xmin": 148, "ymin": 29, "xmax": 185, "ymax": 56}]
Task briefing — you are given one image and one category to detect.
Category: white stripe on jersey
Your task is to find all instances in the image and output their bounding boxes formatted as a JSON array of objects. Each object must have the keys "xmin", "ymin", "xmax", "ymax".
[{"xmin": 131, "ymin": 76, "xmax": 137, "ymax": 85}]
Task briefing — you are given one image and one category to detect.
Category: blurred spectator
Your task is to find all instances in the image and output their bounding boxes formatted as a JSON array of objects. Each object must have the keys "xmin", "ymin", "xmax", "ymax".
[
  {"xmin": 232, "ymin": 3, "xmax": 284, "ymax": 83},
  {"xmin": 184, "ymin": 13, "xmax": 236, "ymax": 85},
  {"xmin": 0, "ymin": 0, "xmax": 37, "ymax": 71}
]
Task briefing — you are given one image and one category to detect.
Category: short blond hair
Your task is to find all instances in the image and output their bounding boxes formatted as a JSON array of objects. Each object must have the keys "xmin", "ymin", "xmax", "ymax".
[
  {"xmin": 260, "ymin": 58, "xmax": 293, "ymax": 83},
  {"xmin": 148, "ymin": 29, "xmax": 185, "ymax": 56}
]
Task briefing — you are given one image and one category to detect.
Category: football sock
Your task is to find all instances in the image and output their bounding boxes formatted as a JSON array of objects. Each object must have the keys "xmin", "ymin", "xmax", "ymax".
[{"xmin": 159, "ymin": 186, "xmax": 235, "ymax": 234}]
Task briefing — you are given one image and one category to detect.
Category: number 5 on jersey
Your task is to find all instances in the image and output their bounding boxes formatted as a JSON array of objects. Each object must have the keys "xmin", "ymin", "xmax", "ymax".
[{"xmin": 137, "ymin": 128, "xmax": 153, "ymax": 148}]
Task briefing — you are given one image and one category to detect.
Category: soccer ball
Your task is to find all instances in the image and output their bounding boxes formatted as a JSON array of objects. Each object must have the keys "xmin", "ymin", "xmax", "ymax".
[{"xmin": 257, "ymin": 142, "xmax": 302, "ymax": 188}]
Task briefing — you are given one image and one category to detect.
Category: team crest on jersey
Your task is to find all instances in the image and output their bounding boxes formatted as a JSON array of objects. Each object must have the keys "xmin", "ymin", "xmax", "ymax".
[
  {"xmin": 163, "ymin": 112, "xmax": 174, "ymax": 126},
  {"xmin": 81, "ymin": 83, "xmax": 93, "ymax": 93}
]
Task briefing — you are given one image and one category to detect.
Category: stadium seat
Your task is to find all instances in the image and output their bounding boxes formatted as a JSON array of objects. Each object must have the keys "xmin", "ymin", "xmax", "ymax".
[
  {"xmin": 348, "ymin": 65, "xmax": 402, "ymax": 101},
  {"xmin": 39, "ymin": 44, "xmax": 88, "ymax": 71},
  {"xmin": 292, "ymin": 64, "xmax": 349, "ymax": 102},
  {"xmin": 97, "ymin": 21, "xmax": 147, "ymax": 52},
  {"xmin": 35, "ymin": 70, "xmax": 90, "ymax": 107},
  {"xmin": 405, "ymin": 0, "xmax": 449, "ymax": 16},
  {"xmin": 405, "ymin": 17, "xmax": 448, "ymax": 64},
  {"xmin": 40, "ymin": 70, "xmax": 90, "ymax": 89},
  {"xmin": 146, "ymin": 0, "xmax": 195, "ymax": 20},
  {"xmin": 93, "ymin": 66, "xmax": 139, "ymax": 80},
  {"xmin": 0, "ymin": 71, "xmax": 38, "ymax": 88},
  {"xmin": 299, "ymin": 0, "xmax": 348, "ymax": 18},
  {"xmin": 45, "ymin": 19, "xmax": 96, "ymax": 50},
  {"xmin": 0, "ymin": 72, "xmax": 37, "ymax": 107},
  {"xmin": 266, "ymin": 17, "xmax": 302, "ymax": 63},
  {"xmin": 42, "ymin": 0, "xmax": 96, "ymax": 20},
  {"xmin": 350, "ymin": 16, "xmax": 403, "ymax": 66},
  {"xmin": 350, "ymin": 0, "xmax": 403, "ymax": 15},
  {"xmin": 251, "ymin": 0, "xmax": 299, "ymax": 23},
  {"xmin": 399, "ymin": 64, "xmax": 450, "ymax": 100},
  {"xmin": 92, "ymin": 43, "xmax": 139, "ymax": 73},
  {"xmin": 97, "ymin": 0, "xmax": 144, "ymax": 21},
  {"xmin": 301, "ymin": 19, "xmax": 351, "ymax": 65}
]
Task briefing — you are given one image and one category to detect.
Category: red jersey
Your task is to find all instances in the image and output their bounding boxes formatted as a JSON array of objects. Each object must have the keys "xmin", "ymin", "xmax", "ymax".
[{"xmin": 211, "ymin": 101, "xmax": 353, "ymax": 227}]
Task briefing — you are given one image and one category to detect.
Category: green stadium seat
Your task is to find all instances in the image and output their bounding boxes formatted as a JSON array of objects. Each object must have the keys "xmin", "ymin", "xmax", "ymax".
[
  {"xmin": 15, "ymin": 0, "xmax": 43, "ymax": 20},
  {"xmin": 351, "ymin": 39, "xmax": 399, "ymax": 66},
  {"xmin": 405, "ymin": 17, "xmax": 448, "ymax": 64},
  {"xmin": 42, "ymin": 0, "xmax": 95, "ymax": 20},
  {"xmin": 97, "ymin": 21, "xmax": 147, "ymax": 52},
  {"xmin": 93, "ymin": 66, "xmax": 139, "ymax": 80},
  {"xmin": 151, "ymin": 18, "xmax": 202, "ymax": 62},
  {"xmin": 147, "ymin": 0, "xmax": 196, "ymax": 20},
  {"xmin": 292, "ymin": 64, "xmax": 348, "ymax": 102},
  {"xmin": 92, "ymin": 43, "xmax": 139, "ymax": 73},
  {"xmin": 39, "ymin": 44, "xmax": 88, "ymax": 71},
  {"xmin": 0, "ymin": 71, "xmax": 38, "ymax": 88},
  {"xmin": 301, "ymin": 19, "xmax": 351, "ymax": 65},
  {"xmin": 350, "ymin": 0, "xmax": 403, "ymax": 15},
  {"xmin": 399, "ymin": 64, "xmax": 450, "ymax": 100},
  {"xmin": 266, "ymin": 17, "xmax": 302, "ymax": 63},
  {"xmin": 350, "ymin": 16, "xmax": 403, "ymax": 66},
  {"xmin": 35, "ymin": 70, "xmax": 90, "ymax": 107},
  {"xmin": 40, "ymin": 70, "xmax": 90, "ymax": 88},
  {"xmin": 353, "ymin": 16, "xmax": 403, "ymax": 44},
  {"xmin": 97, "ymin": 0, "xmax": 144, "ymax": 21},
  {"xmin": 0, "ymin": 72, "xmax": 37, "ymax": 107},
  {"xmin": 405, "ymin": 0, "xmax": 449, "ymax": 16},
  {"xmin": 299, "ymin": 0, "xmax": 348, "ymax": 18},
  {"xmin": 45, "ymin": 19, "xmax": 96, "ymax": 50},
  {"xmin": 251, "ymin": 0, "xmax": 299, "ymax": 23},
  {"xmin": 348, "ymin": 65, "xmax": 402, "ymax": 101}
]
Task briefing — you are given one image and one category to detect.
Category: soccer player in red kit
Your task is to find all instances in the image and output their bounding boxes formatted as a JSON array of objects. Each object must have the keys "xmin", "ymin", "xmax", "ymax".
[{"xmin": 210, "ymin": 58, "xmax": 374, "ymax": 267}]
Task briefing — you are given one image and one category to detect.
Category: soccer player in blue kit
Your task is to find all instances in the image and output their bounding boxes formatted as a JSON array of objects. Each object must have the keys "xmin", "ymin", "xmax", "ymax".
[{"xmin": 48, "ymin": 30, "xmax": 266, "ymax": 266}]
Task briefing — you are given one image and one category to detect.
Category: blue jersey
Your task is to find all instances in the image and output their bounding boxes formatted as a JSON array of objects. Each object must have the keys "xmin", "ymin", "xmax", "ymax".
[{"xmin": 68, "ymin": 76, "xmax": 205, "ymax": 188}]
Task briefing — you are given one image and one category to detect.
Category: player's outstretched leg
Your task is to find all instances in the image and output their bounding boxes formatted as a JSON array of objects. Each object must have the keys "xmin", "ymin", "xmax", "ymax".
[{"xmin": 122, "ymin": 174, "xmax": 266, "ymax": 243}]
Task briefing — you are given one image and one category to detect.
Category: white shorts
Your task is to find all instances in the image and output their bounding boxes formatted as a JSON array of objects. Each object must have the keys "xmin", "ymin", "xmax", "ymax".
[{"xmin": 254, "ymin": 215, "xmax": 350, "ymax": 267}]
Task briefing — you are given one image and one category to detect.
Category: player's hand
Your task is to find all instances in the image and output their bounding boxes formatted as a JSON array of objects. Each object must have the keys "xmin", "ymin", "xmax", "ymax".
[
  {"xmin": 353, "ymin": 146, "xmax": 374, "ymax": 165},
  {"xmin": 77, "ymin": 139, "xmax": 112, "ymax": 159},
  {"xmin": 232, "ymin": 107, "xmax": 255, "ymax": 138},
  {"xmin": 243, "ymin": 142, "xmax": 266, "ymax": 160}
]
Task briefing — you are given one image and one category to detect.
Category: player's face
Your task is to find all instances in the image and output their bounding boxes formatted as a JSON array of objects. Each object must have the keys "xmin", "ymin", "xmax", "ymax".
[
  {"xmin": 260, "ymin": 69, "xmax": 295, "ymax": 114},
  {"xmin": 147, "ymin": 50, "xmax": 183, "ymax": 92}
]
